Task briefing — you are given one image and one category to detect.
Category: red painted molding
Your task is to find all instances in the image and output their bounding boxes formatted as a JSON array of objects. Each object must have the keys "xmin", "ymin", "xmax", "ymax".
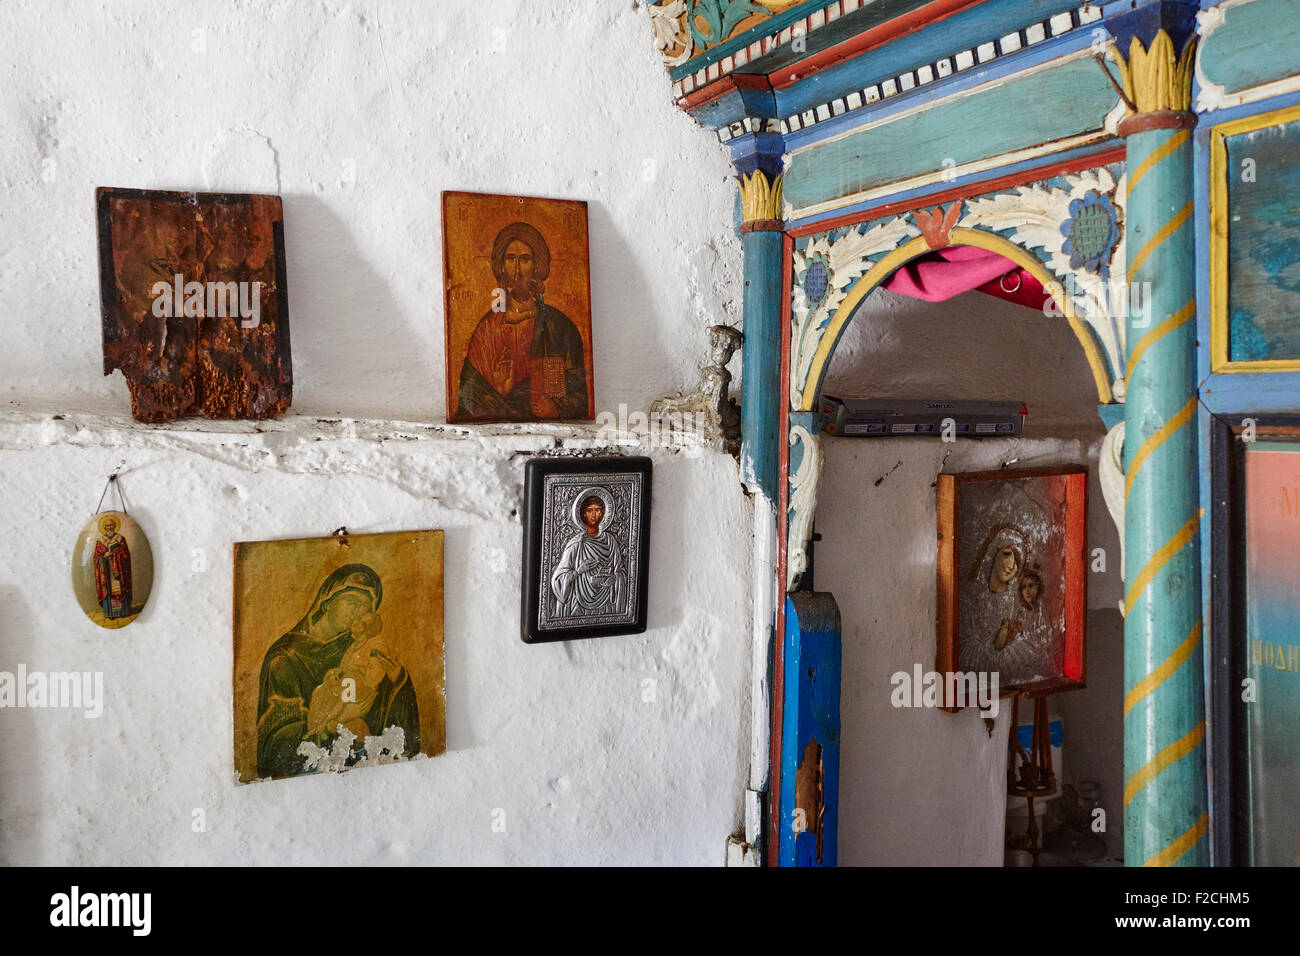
[
  {"xmin": 771, "ymin": 0, "xmax": 988, "ymax": 91},
  {"xmin": 679, "ymin": 72, "xmax": 773, "ymax": 112},
  {"xmin": 1116, "ymin": 110, "xmax": 1198, "ymax": 136},
  {"xmin": 679, "ymin": 0, "xmax": 984, "ymax": 115}
]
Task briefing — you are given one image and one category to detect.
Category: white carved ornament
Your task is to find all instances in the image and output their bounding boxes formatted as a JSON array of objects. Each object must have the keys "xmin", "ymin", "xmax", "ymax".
[
  {"xmin": 649, "ymin": 1, "xmax": 694, "ymax": 68},
  {"xmin": 789, "ymin": 215, "xmax": 920, "ymax": 408},
  {"xmin": 1098, "ymin": 420, "xmax": 1127, "ymax": 615},
  {"xmin": 958, "ymin": 166, "xmax": 1128, "ymax": 396},
  {"xmin": 788, "ymin": 169, "xmax": 1129, "ymax": 409},
  {"xmin": 786, "ymin": 423, "xmax": 824, "ymax": 592}
]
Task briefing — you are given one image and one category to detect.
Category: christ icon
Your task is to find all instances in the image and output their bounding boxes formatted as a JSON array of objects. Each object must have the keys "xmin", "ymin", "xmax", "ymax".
[{"xmin": 456, "ymin": 221, "xmax": 588, "ymax": 421}]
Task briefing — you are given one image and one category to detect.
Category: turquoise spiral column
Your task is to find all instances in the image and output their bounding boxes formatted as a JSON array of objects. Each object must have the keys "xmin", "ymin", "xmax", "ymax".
[{"xmin": 1113, "ymin": 14, "xmax": 1209, "ymax": 866}]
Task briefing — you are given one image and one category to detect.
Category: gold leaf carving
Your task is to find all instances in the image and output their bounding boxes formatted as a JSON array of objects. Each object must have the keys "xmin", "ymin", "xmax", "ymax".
[
  {"xmin": 738, "ymin": 170, "xmax": 784, "ymax": 223},
  {"xmin": 1111, "ymin": 30, "xmax": 1197, "ymax": 115}
]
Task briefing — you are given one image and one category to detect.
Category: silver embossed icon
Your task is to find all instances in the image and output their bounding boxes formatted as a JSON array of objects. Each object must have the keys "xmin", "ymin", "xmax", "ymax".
[
  {"xmin": 522, "ymin": 456, "xmax": 651, "ymax": 643},
  {"xmin": 551, "ymin": 487, "xmax": 629, "ymax": 618}
]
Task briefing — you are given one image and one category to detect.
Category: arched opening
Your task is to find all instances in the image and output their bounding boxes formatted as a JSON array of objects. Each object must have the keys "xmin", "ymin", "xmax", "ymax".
[
  {"xmin": 804, "ymin": 238, "xmax": 1124, "ymax": 866},
  {"xmin": 798, "ymin": 230, "xmax": 1118, "ymax": 412}
]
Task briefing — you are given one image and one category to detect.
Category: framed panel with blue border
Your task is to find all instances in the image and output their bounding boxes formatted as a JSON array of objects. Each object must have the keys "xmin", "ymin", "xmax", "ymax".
[{"xmin": 1209, "ymin": 103, "xmax": 1300, "ymax": 374}]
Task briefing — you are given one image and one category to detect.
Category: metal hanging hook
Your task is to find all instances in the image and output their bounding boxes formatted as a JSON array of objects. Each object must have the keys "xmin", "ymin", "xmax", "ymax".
[{"xmin": 95, "ymin": 461, "xmax": 129, "ymax": 514}]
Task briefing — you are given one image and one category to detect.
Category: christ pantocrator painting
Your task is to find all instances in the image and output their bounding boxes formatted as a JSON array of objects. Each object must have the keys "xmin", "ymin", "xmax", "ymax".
[{"xmin": 443, "ymin": 192, "xmax": 595, "ymax": 424}]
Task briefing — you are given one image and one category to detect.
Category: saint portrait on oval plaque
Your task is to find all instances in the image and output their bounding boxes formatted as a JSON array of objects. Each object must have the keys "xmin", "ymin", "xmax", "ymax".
[
  {"xmin": 522, "ymin": 457, "xmax": 651, "ymax": 643},
  {"xmin": 71, "ymin": 510, "xmax": 154, "ymax": 630}
]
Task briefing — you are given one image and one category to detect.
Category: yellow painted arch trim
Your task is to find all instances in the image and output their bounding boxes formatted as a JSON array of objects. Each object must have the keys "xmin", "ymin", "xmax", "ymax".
[
  {"xmin": 1125, "ymin": 721, "xmax": 1205, "ymax": 807},
  {"xmin": 797, "ymin": 229, "xmax": 1116, "ymax": 410},
  {"xmin": 1124, "ymin": 620, "xmax": 1202, "ymax": 718},
  {"xmin": 1142, "ymin": 811, "xmax": 1209, "ymax": 867}
]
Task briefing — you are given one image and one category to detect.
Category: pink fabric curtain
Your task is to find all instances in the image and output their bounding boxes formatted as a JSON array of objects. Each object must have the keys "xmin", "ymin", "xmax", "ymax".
[{"xmin": 880, "ymin": 245, "xmax": 1051, "ymax": 312}]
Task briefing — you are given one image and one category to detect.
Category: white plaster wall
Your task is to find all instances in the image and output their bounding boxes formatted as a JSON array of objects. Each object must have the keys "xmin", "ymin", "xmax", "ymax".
[
  {"xmin": 0, "ymin": 1, "xmax": 755, "ymax": 865},
  {"xmin": 816, "ymin": 290, "xmax": 1126, "ymax": 865},
  {"xmin": 0, "ymin": 0, "xmax": 742, "ymax": 419}
]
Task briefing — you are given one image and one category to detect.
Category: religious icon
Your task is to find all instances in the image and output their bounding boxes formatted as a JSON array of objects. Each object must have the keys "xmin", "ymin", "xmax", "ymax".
[
  {"xmin": 71, "ymin": 510, "xmax": 154, "ymax": 630},
  {"xmin": 522, "ymin": 457, "xmax": 651, "ymax": 643},
  {"xmin": 96, "ymin": 187, "xmax": 292, "ymax": 422},
  {"xmin": 232, "ymin": 529, "xmax": 446, "ymax": 783},
  {"xmin": 442, "ymin": 191, "xmax": 595, "ymax": 423},
  {"xmin": 936, "ymin": 468, "xmax": 1086, "ymax": 699}
]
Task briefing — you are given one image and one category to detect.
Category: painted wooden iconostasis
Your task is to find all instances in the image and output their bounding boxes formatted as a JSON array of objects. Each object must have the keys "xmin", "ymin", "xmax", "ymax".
[{"xmin": 648, "ymin": 0, "xmax": 1300, "ymax": 867}]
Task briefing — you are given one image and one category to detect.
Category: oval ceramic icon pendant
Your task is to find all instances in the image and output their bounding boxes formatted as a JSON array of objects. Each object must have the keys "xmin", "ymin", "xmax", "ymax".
[{"xmin": 71, "ymin": 511, "xmax": 154, "ymax": 629}]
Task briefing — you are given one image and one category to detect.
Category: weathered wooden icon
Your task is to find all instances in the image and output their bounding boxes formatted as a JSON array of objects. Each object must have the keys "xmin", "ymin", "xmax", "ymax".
[
  {"xmin": 232, "ymin": 529, "xmax": 446, "ymax": 784},
  {"xmin": 96, "ymin": 187, "xmax": 292, "ymax": 422},
  {"xmin": 522, "ymin": 457, "xmax": 651, "ymax": 643},
  {"xmin": 442, "ymin": 191, "xmax": 595, "ymax": 423},
  {"xmin": 936, "ymin": 467, "xmax": 1087, "ymax": 699},
  {"xmin": 71, "ymin": 509, "xmax": 154, "ymax": 630}
]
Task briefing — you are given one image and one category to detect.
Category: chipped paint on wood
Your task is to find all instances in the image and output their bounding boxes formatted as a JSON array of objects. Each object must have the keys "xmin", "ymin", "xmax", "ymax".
[
  {"xmin": 96, "ymin": 187, "xmax": 292, "ymax": 423},
  {"xmin": 779, "ymin": 591, "xmax": 841, "ymax": 866}
]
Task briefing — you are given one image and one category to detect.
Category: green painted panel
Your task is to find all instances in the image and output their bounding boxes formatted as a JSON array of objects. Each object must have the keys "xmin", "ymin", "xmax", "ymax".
[
  {"xmin": 784, "ymin": 58, "xmax": 1118, "ymax": 212},
  {"xmin": 1224, "ymin": 116, "xmax": 1300, "ymax": 362},
  {"xmin": 1200, "ymin": 0, "xmax": 1300, "ymax": 98}
]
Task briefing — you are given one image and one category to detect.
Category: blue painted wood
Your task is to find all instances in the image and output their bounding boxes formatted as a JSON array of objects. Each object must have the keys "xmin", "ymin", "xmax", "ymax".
[
  {"xmin": 1194, "ymin": 88, "xmax": 1300, "ymax": 412},
  {"xmin": 1199, "ymin": 0, "xmax": 1300, "ymax": 99},
  {"xmin": 1098, "ymin": 403, "xmax": 1125, "ymax": 430},
  {"xmin": 723, "ymin": 0, "xmax": 939, "ymax": 81},
  {"xmin": 1106, "ymin": 0, "xmax": 1197, "ymax": 58},
  {"xmin": 785, "ymin": 140, "xmax": 1120, "ymax": 231},
  {"xmin": 779, "ymin": 592, "xmax": 841, "ymax": 868},
  {"xmin": 1201, "ymin": 375, "xmax": 1300, "ymax": 415},
  {"xmin": 727, "ymin": 131, "xmax": 786, "ymax": 179},
  {"xmin": 740, "ymin": 227, "xmax": 785, "ymax": 498},
  {"xmin": 780, "ymin": 25, "xmax": 1101, "ymax": 152},
  {"xmin": 782, "ymin": 57, "xmax": 1118, "ymax": 212},
  {"xmin": 688, "ymin": 88, "xmax": 774, "ymax": 133},
  {"xmin": 775, "ymin": 0, "xmax": 1091, "ymax": 119},
  {"xmin": 668, "ymin": 0, "xmax": 840, "ymax": 82}
]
